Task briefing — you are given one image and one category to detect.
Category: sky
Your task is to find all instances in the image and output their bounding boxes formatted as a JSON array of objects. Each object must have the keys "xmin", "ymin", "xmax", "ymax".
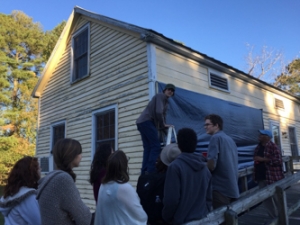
[{"xmin": 1, "ymin": 0, "xmax": 300, "ymax": 80}]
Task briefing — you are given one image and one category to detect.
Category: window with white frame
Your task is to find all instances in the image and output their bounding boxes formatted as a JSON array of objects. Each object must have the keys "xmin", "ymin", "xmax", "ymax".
[
  {"xmin": 71, "ymin": 23, "xmax": 90, "ymax": 82},
  {"xmin": 92, "ymin": 106, "xmax": 118, "ymax": 157},
  {"xmin": 209, "ymin": 71, "xmax": 230, "ymax": 92},
  {"xmin": 270, "ymin": 120, "xmax": 282, "ymax": 152}
]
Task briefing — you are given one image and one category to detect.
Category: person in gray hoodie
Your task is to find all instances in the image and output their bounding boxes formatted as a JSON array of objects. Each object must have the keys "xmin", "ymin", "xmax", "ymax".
[{"xmin": 162, "ymin": 128, "xmax": 212, "ymax": 225}]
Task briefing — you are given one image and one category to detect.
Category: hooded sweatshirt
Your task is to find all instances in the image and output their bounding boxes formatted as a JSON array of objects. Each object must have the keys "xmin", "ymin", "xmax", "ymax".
[
  {"xmin": 162, "ymin": 153, "xmax": 212, "ymax": 225},
  {"xmin": 36, "ymin": 170, "xmax": 92, "ymax": 225},
  {"xmin": 0, "ymin": 187, "xmax": 41, "ymax": 225}
]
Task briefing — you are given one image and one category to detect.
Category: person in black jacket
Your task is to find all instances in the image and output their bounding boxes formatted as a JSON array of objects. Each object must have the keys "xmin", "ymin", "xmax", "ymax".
[{"xmin": 137, "ymin": 143, "xmax": 180, "ymax": 225}]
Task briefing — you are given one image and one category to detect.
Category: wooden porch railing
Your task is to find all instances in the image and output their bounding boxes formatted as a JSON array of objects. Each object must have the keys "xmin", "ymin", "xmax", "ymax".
[{"xmin": 184, "ymin": 156, "xmax": 300, "ymax": 225}]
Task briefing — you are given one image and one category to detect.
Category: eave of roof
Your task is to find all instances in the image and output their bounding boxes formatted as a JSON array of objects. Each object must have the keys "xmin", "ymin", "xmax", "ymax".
[{"xmin": 32, "ymin": 6, "xmax": 300, "ymax": 103}]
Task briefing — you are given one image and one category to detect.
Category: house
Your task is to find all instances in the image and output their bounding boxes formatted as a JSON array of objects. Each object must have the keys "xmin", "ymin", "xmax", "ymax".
[{"xmin": 32, "ymin": 6, "xmax": 300, "ymax": 209}]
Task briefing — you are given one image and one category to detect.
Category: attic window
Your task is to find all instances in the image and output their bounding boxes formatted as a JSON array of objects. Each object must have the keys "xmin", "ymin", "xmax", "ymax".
[
  {"xmin": 71, "ymin": 23, "xmax": 90, "ymax": 82},
  {"xmin": 209, "ymin": 73, "xmax": 229, "ymax": 91},
  {"xmin": 275, "ymin": 98, "xmax": 284, "ymax": 109}
]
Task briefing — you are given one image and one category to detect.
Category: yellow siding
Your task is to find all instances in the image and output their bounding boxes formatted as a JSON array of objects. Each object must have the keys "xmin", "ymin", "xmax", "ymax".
[
  {"xmin": 36, "ymin": 17, "xmax": 148, "ymax": 210},
  {"xmin": 156, "ymin": 47, "xmax": 300, "ymax": 157}
]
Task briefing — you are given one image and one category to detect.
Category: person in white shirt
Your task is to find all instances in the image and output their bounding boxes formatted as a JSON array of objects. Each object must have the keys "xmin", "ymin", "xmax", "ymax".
[{"xmin": 94, "ymin": 150, "xmax": 147, "ymax": 225}]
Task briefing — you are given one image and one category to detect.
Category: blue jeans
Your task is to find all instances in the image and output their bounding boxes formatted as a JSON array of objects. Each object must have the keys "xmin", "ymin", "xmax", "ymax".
[{"xmin": 137, "ymin": 120, "xmax": 161, "ymax": 174}]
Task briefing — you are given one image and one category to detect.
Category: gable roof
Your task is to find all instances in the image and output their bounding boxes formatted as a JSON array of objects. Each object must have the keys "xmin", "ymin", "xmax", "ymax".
[{"xmin": 32, "ymin": 6, "xmax": 300, "ymax": 103}]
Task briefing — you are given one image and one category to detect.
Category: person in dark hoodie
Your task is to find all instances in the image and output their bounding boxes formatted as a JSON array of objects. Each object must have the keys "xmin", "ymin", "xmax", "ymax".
[{"xmin": 162, "ymin": 128, "xmax": 212, "ymax": 225}]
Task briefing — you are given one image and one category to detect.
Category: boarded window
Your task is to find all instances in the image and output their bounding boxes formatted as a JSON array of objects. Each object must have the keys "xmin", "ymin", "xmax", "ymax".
[
  {"xmin": 275, "ymin": 98, "xmax": 284, "ymax": 109},
  {"xmin": 210, "ymin": 73, "xmax": 229, "ymax": 91},
  {"xmin": 95, "ymin": 109, "xmax": 115, "ymax": 150}
]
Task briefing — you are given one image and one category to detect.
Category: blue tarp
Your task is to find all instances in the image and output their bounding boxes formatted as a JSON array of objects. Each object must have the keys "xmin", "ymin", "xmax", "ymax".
[{"xmin": 158, "ymin": 82, "xmax": 264, "ymax": 163}]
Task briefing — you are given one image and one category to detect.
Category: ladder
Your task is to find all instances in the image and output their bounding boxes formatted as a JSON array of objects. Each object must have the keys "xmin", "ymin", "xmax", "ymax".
[{"xmin": 165, "ymin": 126, "xmax": 177, "ymax": 145}]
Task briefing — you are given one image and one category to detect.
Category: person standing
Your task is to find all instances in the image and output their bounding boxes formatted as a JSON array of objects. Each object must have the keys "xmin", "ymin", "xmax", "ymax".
[
  {"xmin": 89, "ymin": 143, "xmax": 114, "ymax": 203},
  {"xmin": 37, "ymin": 138, "xmax": 92, "ymax": 225},
  {"xmin": 94, "ymin": 150, "xmax": 147, "ymax": 225},
  {"xmin": 205, "ymin": 114, "xmax": 239, "ymax": 209},
  {"xmin": 162, "ymin": 128, "xmax": 212, "ymax": 225},
  {"xmin": 137, "ymin": 143, "xmax": 181, "ymax": 225},
  {"xmin": 253, "ymin": 129, "xmax": 284, "ymax": 218},
  {"xmin": 0, "ymin": 156, "xmax": 41, "ymax": 225},
  {"xmin": 136, "ymin": 84, "xmax": 175, "ymax": 174}
]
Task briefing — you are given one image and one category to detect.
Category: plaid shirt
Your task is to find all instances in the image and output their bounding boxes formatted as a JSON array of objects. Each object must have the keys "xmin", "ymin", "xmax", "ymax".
[{"xmin": 253, "ymin": 141, "xmax": 284, "ymax": 184}]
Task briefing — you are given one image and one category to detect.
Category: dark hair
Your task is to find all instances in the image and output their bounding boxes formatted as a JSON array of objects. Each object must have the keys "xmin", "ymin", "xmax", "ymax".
[
  {"xmin": 4, "ymin": 156, "xmax": 40, "ymax": 198},
  {"xmin": 52, "ymin": 138, "xmax": 82, "ymax": 181},
  {"xmin": 177, "ymin": 128, "xmax": 197, "ymax": 153},
  {"xmin": 89, "ymin": 144, "xmax": 112, "ymax": 185},
  {"xmin": 102, "ymin": 150, "xmax": 129, "ymax": 184},
  {"xmin": 205, "ymin": 114, "xmax": 223, "ymax": 130}
]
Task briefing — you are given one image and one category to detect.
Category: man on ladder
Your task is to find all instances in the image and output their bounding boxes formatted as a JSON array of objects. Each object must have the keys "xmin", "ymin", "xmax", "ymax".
[{"xmin": 136, "ymin": 83, "xmax": 175, "ymax": 174}]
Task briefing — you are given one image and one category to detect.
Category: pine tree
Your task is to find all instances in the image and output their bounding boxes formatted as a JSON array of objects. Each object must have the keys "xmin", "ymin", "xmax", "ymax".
[
  {"xmin": 274, "ymin": 59, "xmax": 300, "ymax": 96},
  {"xmin": 0, "ymin": 11, "xmax": 65, "ymax": 184}
]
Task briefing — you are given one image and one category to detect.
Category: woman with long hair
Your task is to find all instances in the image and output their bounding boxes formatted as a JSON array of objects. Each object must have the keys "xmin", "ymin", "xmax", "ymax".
[
  {"xmin": 89, "ymin": 143, "xmax": 113, "ymax": 203},
  {"xmin": 0, "ymin": 156, "xmax": 41, "ymax": 225},
  {"xmin": 94, "ymin": 150, "xmax": 147, "ymax": 225},
  {"xmin": 37, "ymin": 138, "xmax": 92, "ymax": 225}
]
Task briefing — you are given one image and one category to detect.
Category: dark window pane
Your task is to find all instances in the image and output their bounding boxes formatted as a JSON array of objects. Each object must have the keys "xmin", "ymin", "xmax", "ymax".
[
  {"xmin": 73, "ymin": 28, "xmax": 88, "ymax": 80},
  {"xmin": 52, "ymin": 124, "xmax": 65, "ymax": 147},
  {"xmin": 95, "ymin": 109, "xmax": 115, "ymax": 149}
]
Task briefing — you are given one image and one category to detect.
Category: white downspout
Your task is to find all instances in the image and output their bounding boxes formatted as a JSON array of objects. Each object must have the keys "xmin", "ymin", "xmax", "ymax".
[{"xmin": 146, "ymin": 43, "xmax": 157, "ymax": 100}]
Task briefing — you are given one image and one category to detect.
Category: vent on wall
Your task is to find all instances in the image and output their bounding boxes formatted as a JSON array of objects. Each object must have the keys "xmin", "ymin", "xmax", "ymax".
[
  {"xmin": 210, "ymin": 73, "xmax": 229, "ymax": 91},
  {"xmin": 40, "ymin": 157, "xmax": 49, "ymax": 173},
  {"xmin": 275, "ymin": 98, "xmax": 284, "ymax": 109}
]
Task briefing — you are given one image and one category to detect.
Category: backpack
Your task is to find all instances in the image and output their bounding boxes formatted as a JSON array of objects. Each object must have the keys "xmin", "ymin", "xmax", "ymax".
[{"xmin": 136, "ymin": 172, "xmax": 166, "ymax": 224}]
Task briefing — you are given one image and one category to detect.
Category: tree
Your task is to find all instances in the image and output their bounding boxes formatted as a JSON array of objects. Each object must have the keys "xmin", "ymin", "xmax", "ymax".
[
  {"xmin": 274, "ymin": 59, "xmax": 300, "ymax": 96},
  {"xmin": 245, "ymin": 43, "xmax": 284, "ymax": 82},
  {"xmin": 0, "ymin": 11, "xmax": 65, "ymax": 184},
  {"xmin": 43, "ymin": 21, "xmax": 67, "ymax": 61}
]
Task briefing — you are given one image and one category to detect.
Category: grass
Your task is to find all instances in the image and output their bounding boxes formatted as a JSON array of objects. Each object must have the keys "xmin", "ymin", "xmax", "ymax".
[{"xmin": 0, "ymin": 186, "xmax": 4, "ymax": 225}]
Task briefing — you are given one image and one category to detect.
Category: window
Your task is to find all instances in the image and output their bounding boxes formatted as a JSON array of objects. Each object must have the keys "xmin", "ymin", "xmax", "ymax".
[
  {"xmin": 275, "ymin": 98, "xmax": 284, "ymax": 109},
  {"xmin": 288, "ymin": 126, "xmax": 299, "ymax": 160},
  {"xmin": 50, "ymin": 121, "xmax": 66, "ymax": 171},
  {"xmin": 92, "ymin": 105, "xmax": 118, "ymax": 158},
  {"xmin": 71, "ymin": 23, "xmax": 90, "ymax": 82},
  {"xmin": 270, "ymin": 121, "xmax": 282, "ymax": 152},
  {"xmin": 209, "ymin": 72, "xmax": 229, "ymax": 92},
  {"xmin": 51, "ymin": 124, "xmax": 65, "ymax": 149}
]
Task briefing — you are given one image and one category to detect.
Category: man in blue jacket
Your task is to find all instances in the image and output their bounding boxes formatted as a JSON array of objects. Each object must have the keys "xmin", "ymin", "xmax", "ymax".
[{"xmin": 162, "ymin": 128, "xmax": 212, "ymax": 225}]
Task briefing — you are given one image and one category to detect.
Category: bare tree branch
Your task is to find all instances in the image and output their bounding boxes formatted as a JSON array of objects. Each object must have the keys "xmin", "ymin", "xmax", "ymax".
[{"xmin": 245, "ymin": 43, "xmax": 284, "ymax": 82}]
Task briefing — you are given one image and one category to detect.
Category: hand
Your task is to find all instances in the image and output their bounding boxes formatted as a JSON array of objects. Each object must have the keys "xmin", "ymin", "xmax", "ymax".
[{"xmin": 254, "ymin": 156, "xmax": 268, "ymax": 162}]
